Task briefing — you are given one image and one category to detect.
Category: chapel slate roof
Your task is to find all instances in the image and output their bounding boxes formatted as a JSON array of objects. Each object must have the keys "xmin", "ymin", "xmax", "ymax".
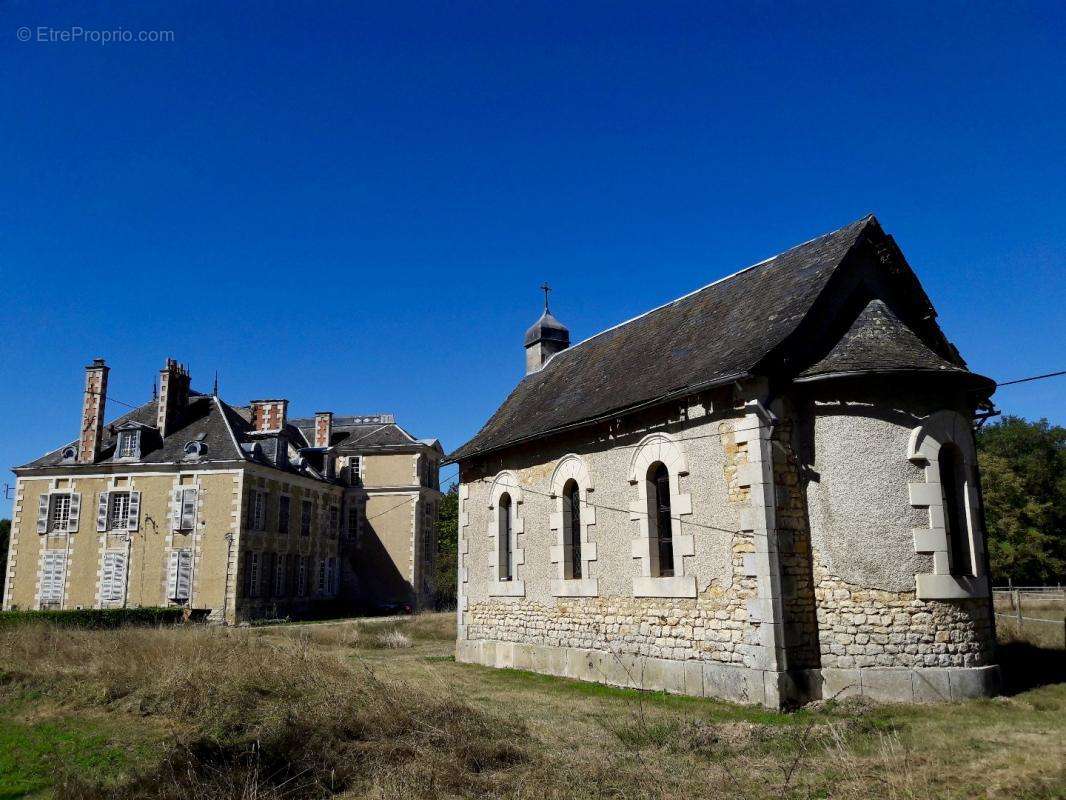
[
  {"xmin": 447, "ymin": 214, "xmax": 980, "ymax": 464},
  {"xmin": 797, "ymin": 299, "xmax": 965, "ymax": 380}
]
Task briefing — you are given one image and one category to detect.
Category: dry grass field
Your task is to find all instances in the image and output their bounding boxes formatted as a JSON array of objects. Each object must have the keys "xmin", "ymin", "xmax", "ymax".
[{"xmin": 1, "ymin": 613, "xmax": 1063, "ymax": 800}]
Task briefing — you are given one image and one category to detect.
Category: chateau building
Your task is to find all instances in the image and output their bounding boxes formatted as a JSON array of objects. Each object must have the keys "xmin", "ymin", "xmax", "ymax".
[
  {"xmin": 3, "ymin": 359, "xmax": 442, "ymax": 622},
  {"xmin": 447, "ymin": 215, "xmax": 999, "ymax": 707}
]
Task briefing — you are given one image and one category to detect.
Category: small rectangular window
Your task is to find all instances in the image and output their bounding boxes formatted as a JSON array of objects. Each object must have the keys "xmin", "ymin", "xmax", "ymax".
[
  {"xmin": 297, "ymin": 555, "xmax": 308, "ymax": 596},
  {"xmin": 285, "ymin": 554, "xmax": 296, "ymax": 596},
  {"xmin": 109, "ymin": 492, "xmax": 132, "ymax": 530},
  {"xmin": 349, "ymin": 456, "xmax": 362, "ymax": 486},
  {"xmin": 248, "ymin": 491, "xmax": 266, "ymax": 531},
  {"xmin": 300, "ymin": 500, "xmax": 312, "ymax": 536},
  {"xmin": 245, "ymin": 551, "xmax": 260, "ymax": 598},
  {"xmin": 274, "ymin": 553, "xmax": 286, "ymax": 596},
  {"xmin": 329, "ymin": 506, "xmax": 339, "ymax": 536},
  {"xmin": 117, "ymin": 430, "xmax": 140, "ymax": 460},
  {"xmin": 278, "ymin": 495, "xmax": 291, "ymax": 534},
  {"xmin": 49, "ymin": 494, "xmax": 72, "ymax": 533}
]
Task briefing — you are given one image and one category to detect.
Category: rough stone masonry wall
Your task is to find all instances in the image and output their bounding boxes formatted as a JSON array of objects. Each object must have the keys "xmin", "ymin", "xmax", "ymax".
[
  {"xmin": 463, "ymin": 404, "xmax": 768, "ymax": 671},
  {"xmin": 804, "ymin": 395, "xmax": 995, "ymax": 672},
  {"xmin": 813, "ymin": 565, "xmax": 993, "ymax": 669},
  {"xmin": 772, "ymin": 418, "xmax": 821, "ymax": 671}
]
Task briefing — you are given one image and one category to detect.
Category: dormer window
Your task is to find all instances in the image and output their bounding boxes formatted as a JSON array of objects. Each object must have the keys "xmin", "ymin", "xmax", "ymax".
[
  {"xmin": 116, "ymin": 430, "xmax": 140, "ymax": 460},
  {"xmin": 61, "ymin": 446, "xmax": 78, "ymax": 463},
  {"xmin": 183, "ymin": 440, "xmax": 208, "ymax": 460}
]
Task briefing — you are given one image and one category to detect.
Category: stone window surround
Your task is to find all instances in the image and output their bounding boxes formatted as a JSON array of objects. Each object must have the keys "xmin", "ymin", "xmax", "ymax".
[
  {"xmin": 907, "ymin": 409, "xmax": 989, "ymax": 600},
  {"xmin": 548, "ymin": 454, "xmax": 599, "ymax": 597},
  {"xmin": 487, "ymin": 471, "xmax": 525, "ymax": 597},
  {"xmin": 627, "ymin": 433, "xmax": 696, "ymax": 598}
]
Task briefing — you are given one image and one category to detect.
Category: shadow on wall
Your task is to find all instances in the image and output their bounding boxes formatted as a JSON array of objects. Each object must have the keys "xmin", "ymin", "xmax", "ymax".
[
  {"xmin": 348, "ymin": 522, "xmax": 414, "ymax": 609},
  {"xmin": 997, "ymin": 642, "xmax": 1066, "ymax": 695}
]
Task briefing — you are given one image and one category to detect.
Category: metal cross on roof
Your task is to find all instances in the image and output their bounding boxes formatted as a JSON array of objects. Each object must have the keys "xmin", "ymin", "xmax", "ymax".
[{"xmin": 540, "ymin": 282, "xmax": 551, "ymax": 312}]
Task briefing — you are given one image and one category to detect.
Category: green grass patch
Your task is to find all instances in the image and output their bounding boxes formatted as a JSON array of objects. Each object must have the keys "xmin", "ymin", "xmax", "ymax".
[
  {"xmin": 0, "ymin": 607, "xmax": 187, "ymax": 630},
  {"xmin": 0, "ymin": 704, "xmax": 162, "ymax": 799}
]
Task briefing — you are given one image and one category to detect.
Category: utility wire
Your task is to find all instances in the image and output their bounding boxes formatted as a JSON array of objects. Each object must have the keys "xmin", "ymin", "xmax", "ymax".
[
  {"xmin": 462, "ymin": 474, "xmax": 741, "ymax": 535},
  {"xmin": 84, "ymin": 387, "xmax": 142, "ymax": 411},
  {"xmin": 364, "ymin": 470, "xmax": 461, "ymax": 522},
  {"xmin": 996, "ymin": 370, "xmax": 1066, "ymax": 387}
]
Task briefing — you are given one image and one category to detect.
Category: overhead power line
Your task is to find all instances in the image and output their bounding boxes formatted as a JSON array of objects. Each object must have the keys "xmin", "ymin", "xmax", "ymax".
[{"xmin": 996, "ymin": 370, "xmax": 1066, "ymax": 387}]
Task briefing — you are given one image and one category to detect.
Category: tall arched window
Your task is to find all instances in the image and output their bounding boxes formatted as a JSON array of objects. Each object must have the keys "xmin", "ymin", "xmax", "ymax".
[
  {"xmin": 938, "ymin": 444, "xmax": 973, "ymax": 577},
  {"xmin": 498, "ymin": 493, "xmax": 513, "ymax": 581},
  {"xmin": 563, "ymin": 479, "xmax": 582, "ymax": 579},
  {"xmin": 648, "ymin": 463, "xmax": 674, "ymax": 577}
]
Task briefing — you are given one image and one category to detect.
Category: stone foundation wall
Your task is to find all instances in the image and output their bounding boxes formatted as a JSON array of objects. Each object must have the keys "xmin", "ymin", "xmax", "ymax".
[
  {"xmin": 813, "ymin": 562, "xmax": 994, "ymax": 670},
  {"xmin": 468, "ymin": 534, "xmax": 760, "ymax": 666}
]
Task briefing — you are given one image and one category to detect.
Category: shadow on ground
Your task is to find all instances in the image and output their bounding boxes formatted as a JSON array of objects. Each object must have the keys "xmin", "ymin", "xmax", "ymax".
[{"xmin": 997, "ymin": 642, "xmax": 1066, "ymax": 695}]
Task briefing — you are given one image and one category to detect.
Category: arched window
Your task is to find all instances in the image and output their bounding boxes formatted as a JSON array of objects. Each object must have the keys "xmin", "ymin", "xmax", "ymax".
[
  {"xmin": 498, "ymin": 493, "xmax": 513, "ymax": 582},
  {"xmin": 648, "ymin": 463, "xmax": 674, "ymax": 577},
  {"xmin": 938, "ymin": 443, "xmax": 973, "ymax": 577},
  {"xmin": 563, "ymin": 479, "xmax": 582, "ymax": 579}
]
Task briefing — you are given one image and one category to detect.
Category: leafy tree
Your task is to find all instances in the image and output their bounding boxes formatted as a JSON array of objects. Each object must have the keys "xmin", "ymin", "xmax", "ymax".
[
  {"xmin": 977, "ymin": 416, "xmax": 1066, "ymax": 584},
  {"xmin": 0, "ymin": 518, "xmax": 8, "ymax": 595},
  {"xmin": 434, "ymin": 485, "xmax": 459, "ymax": 609}
]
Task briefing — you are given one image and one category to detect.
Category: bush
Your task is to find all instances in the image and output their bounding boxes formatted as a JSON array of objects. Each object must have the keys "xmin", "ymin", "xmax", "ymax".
[{"xmin": 0, "ymin": 607, "xmax": 188, "ymax": 629}]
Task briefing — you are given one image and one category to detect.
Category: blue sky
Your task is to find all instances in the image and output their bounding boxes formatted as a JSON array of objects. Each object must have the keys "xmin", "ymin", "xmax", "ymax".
[{"xmin": 1, "ymin": 2, "xmax": 1064, "ymax": 489}]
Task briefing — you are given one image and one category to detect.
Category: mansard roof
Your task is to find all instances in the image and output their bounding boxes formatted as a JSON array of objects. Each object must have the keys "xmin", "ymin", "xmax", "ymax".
[
  {"xmin": 448, "ymin": 215, "xmax": 989, "ymax": 464},
  {"xmin": 18, "ymin": 395, "xmax": 323, "ymax": 481},
  {"xmin": 18, "ymin": 394, "xmax": 245, "ymax": 471},
  {"xmin": 288, "ymin": 415, "xmax": 437, "ymax": 451}
]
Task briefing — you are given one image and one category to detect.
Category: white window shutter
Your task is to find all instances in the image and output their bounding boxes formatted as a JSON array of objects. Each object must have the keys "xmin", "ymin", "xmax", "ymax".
[
  {"xmin": 66, "ymin": 492, "xmax": 81, "ymax": 532},
  {"xmin": 166, "ymin": 550, "xmax": 179, "ymax": 599},
  {"xmin": 37, "ymin": 495, "xmax": 50, "ymax": 534},
  {"xmin": 170, "ymin": 488, "xmax": 183, "ymax": 531},
  {"xmin": 180, "ymin": 488, "xmax": 197, "ymax": 531},
  {"xmin": 126, "ymin": 491, "xmax": 140, "ymax": 532},
  {"xmin": 101, "ymin": 551, "xmax": 127, "ymax": 603},
  {"xmin": 96, "ymin": 492, "xmax": 109, "ymax": 532},
  {"xmin": 175, "ymin": 550, "xmax": 192, "ymax": 600},
  {"xmin": 101, "ymin": 553, "xmax": 115, "ymax": 602},
  {"xmin": 40, "ymin": 551, "xmax": 66, "ymax": 604}
]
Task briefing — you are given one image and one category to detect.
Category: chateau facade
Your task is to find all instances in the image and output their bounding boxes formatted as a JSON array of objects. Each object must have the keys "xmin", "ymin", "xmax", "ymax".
[
  {"xmin": 3, "ymin": 359, "xmax": 442, "ymax": 622},
  {"xmin": 448, "ymin": 216, "xmax": 999, "ymax": 707}
]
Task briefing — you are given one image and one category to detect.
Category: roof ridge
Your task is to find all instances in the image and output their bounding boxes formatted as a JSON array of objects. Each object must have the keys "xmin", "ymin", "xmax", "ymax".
[{"xmin": 540, "ymin": 215, "xmax": 876, "ymax": 370}]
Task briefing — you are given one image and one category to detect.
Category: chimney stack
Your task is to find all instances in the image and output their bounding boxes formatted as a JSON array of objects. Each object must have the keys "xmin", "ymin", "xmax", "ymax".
[
  {"xmin": 157, "ymin": 358, "xmax": 191, "ymax": 438},
  {"xmin": 250, "ymin": 399, "xmax": 288, "ymax": 433},
  {"xmin": 314, "ymin": 411, "xmax": 333, "ymax": 448},
  {"xmin": 79, "ymin": 358, "xmax": 109, "ymax": 463}
]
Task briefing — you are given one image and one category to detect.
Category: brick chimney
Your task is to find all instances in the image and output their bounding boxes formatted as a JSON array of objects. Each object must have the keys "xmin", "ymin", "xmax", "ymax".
[
  {"xmin": 157, "ymin": 358, "xmax": 191, "ymax": 438},
  {"xmin": 79, "ymin": 358, "xmax": 109, "ymax": 464},
  {"xmin": 250, "ymin": 399, "xmax": 288, "ymax": 433},
  {"xmin": 314, "ymin": 411, "xmax": 333, "ymax": 448}
]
